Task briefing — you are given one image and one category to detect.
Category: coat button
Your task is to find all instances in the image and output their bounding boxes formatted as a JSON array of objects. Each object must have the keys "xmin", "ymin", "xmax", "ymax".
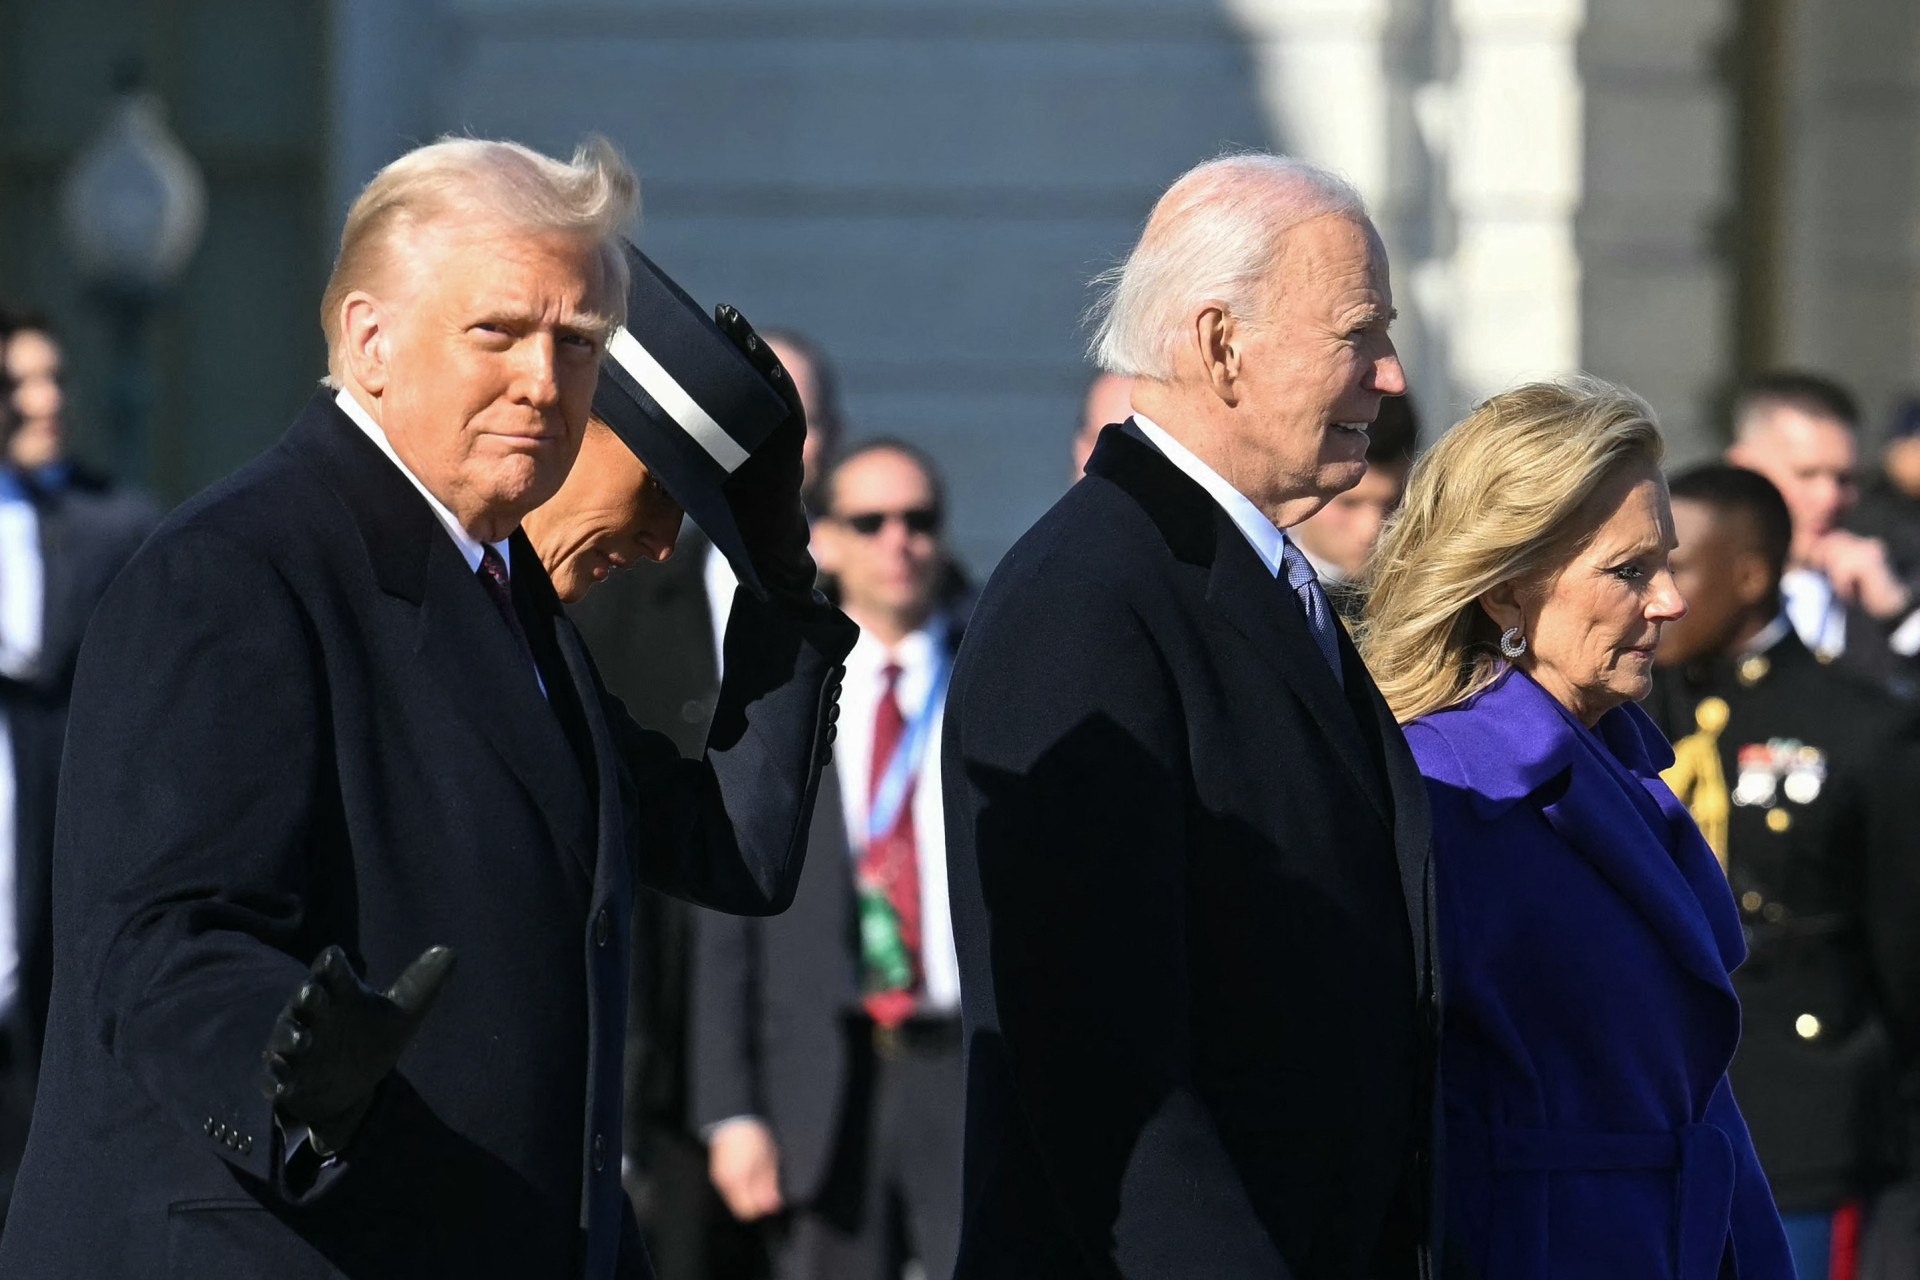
[
  {"xmin": 213, "ymin": 1122, "xmax": 228, "ymax": 1141},
  {"xmin": 239, "ymin": 1135, "xmax": 253, "ymax": 1155},
  {"xmin": 204, "ymin": 1117, "xmax": 216, "ymax": 1136},
  {"xmin": 594, "ymin": 908, "xmax": 610, "ymax": 946},
  {"xmin": 680, "ymin": 699, "xmax": 704, "ymax": 724},
  {"xmin": 592, "ymin": 1133, "xmax": 607, "ymax": 1172}
]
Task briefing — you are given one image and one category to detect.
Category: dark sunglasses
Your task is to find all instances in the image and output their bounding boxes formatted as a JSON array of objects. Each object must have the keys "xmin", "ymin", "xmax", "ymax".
[{"xmin": 835, "ymin": 508, "xmax": 941, "ymax": 537}]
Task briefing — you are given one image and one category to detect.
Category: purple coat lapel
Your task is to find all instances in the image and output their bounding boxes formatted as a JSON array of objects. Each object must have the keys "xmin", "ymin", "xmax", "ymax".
[{"xmin": 1437, "ymin": 669, "xmax": 1744, "ymax": 997}]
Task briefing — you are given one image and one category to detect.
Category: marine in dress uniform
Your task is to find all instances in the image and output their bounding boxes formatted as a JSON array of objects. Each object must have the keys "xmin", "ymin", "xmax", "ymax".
[{"xmin": 1652, "ymin": 465, "xmax": 1920, "ymax": 1279}]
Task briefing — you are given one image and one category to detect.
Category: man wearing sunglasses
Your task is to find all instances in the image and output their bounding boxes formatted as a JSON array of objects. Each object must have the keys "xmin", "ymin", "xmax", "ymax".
[{"xmin": 693, "ymin": 439, "xmax": 969, "ymax": 1280}]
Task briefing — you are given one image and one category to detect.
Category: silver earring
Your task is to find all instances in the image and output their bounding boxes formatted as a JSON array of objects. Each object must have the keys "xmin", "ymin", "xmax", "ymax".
[{"xmin": 1500, "ymin": 626, "xmax": 1528, "ymax": 659}]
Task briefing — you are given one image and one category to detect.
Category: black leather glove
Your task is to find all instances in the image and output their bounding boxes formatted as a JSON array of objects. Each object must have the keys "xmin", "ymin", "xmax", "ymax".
[
  {"xmin": 713, "ymin": 303, "xmax": 818, "ymax": 601},
  {"xmin": 259, "ymin": 944, "xmax": 456, "ymax": 1156}
]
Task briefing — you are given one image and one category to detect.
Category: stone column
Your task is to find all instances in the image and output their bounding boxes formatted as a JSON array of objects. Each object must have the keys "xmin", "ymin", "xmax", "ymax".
[{"xmin": 1441, "ymin": 0, "xmax": 1586, "ymax": 413}]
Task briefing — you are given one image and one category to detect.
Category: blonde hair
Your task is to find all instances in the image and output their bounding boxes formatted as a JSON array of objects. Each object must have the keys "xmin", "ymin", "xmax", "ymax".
[
  {"xmin": 320, "ymin": 135, "xmax": 639, "ymax": 380},
  {"xmin": 1086, "ymin": 153, "xmax": 1367, "ymax": 380},
  {"xmin": 1356, "ymin": 377, "xmax": 1665, "ymax": 724}
]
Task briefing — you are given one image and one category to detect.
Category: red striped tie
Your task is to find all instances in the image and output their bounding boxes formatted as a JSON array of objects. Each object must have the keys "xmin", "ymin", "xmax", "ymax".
[{"xmin": 861, "ymin": 663, "xmax": 922, "ymax": 1027}]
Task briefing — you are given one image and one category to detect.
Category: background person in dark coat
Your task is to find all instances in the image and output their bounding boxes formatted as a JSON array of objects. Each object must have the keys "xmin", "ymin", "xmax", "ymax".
[
  {"xmin": 1366, "ymin": 381, "xmax": 1793, "ymax": 1279},
  {"xmin": 943, "ymin": 154, "xmax": 1437, "ymax": 1279},
  {"xmin": 1650, "ymin": 464, "xmax": 1920, "ymax": 1278},
  {"xmin": 0, "ymin": 309, "xmax": 160, "ymax": 1227},
  {"xmin": 695, "ymin": 439, "xmax": 968, "ymax": 1280},
  {"xmin": 0, "ymin": 137, "xmax": 853, "ymax": 1279}
]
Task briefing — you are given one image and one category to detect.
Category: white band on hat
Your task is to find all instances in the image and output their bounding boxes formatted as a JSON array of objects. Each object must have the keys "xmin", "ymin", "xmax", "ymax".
[{"xmin": 605, "ymin": 326, "xmax": 751, "ymax": 473}]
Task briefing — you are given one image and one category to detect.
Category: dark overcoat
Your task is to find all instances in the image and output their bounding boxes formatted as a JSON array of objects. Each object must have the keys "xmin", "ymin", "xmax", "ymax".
[
  {"xmin": 941, "ymin": 422, "xmax": 1439, "ymax": 1279},
  {"xmin": 690, "ymin": 611, "xmax": 964, "ymax": 1205},
  {"xmin": 0, "ymin": 392, "xmax": 851, "ymax": 1279},
  {"xmin": 1406, "ymin": 667, "xmax": 1794, "ymax": 1279}
]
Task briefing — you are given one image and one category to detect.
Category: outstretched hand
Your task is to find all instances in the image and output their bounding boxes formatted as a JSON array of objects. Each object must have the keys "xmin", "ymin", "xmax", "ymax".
[
  {"xmin": 713, "ymin": 303, "xmax": 818, "ymax": 600},
  {"xmin": 259, "ymin": 943, "xmax": 456, "ymax": 1156}
]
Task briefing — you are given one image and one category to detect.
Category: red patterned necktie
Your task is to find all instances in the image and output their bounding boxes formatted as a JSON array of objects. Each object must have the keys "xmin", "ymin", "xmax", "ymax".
[
  {"xmin": 476, "ymin": 545, "xmax": 536, "ymax": 672},
  {"xmin": 861, "ymin": 662, "xmax": 922, "ymax": 1028}
]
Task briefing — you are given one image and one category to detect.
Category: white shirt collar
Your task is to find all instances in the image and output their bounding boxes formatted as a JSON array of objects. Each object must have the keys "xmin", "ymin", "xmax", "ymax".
[
  {"xmin": 334, "ymin": 388, "xmax": 512, "ymax": 576},
  {"xmin": 1742, "ymin": 612, "xmax": 1793, "ymax": 656},
  {"xmin": 1779, "ymin": 566, "xmax": 1844, "ymax": 658},
  {"xmin": 1131, "ymin": 413, "xmax": 1288, "ymax": 578},
  {"xmin": 843, "ymin": 615, "xmax": 949, "ymax": 717}
]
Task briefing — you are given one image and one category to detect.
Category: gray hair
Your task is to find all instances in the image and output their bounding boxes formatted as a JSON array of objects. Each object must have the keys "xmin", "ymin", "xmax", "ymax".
[
  {"xmin": 1086, "ymin": 153, "xmax": 1369, "ymax": 380},
  {"xmin": 320, "ymin": 135, "xmax": 640, "ymax": 380}
]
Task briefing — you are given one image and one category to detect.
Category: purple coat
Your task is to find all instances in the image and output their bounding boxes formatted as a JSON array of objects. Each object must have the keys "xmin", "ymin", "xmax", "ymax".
[{"xmin": 1407, "ymin": 668, "xmax": 1793, "ymax": 1279}]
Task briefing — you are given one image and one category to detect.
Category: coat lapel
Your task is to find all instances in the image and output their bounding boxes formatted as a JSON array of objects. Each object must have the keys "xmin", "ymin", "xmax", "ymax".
[
  {"xmin": 1355, "ymin": 653, "xmax": 1435, "ymax": 990},
  {"xmin": 1087, "ymin": 422, "xmax": 1391, "ymax": 827},
  {"xmin": 1204, "ymin": 533, "xmax": 1392, "ymax": 827},
  {"xmin": 413, "ymin": 539, "xmax": 597, "ymax": 876},
  {"xmin": 284, "ymin": 391, "xmax": 596, "ymax": 875},
  {"xmin": 1461, "ymin": 670, "xmax": 1743, "ymax": 998}
]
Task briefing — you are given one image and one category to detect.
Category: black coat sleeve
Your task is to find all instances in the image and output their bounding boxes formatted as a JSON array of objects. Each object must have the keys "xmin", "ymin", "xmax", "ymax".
[
  {"xmin": 65, "ymin": 527, "xmax": 324, "ymax": 1191},
  {"xmin": 945, "ymin": 575, "xmax": 1294, "ymax": 1278},
  {"xmin": 688, "ymin": 906, "xmax": 762, "ymax": 1133},
  {"xmin": 603, "ymin": 587, "xmax": 855, "ymax": 916}
]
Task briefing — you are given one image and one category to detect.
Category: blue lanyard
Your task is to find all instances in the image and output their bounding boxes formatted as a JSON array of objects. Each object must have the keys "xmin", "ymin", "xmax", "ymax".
[{"xmin": 866, "ymin": 644, "xmax": 953, "ymax": 844}]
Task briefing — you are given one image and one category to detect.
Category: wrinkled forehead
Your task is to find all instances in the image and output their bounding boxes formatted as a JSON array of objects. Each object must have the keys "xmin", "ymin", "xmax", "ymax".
[
  {"xmin": 1581, "ymin": 463, "xmax": 1674, "ymax": 552},
  {"xmin": 1269, "ymin": 214, "xmax": 1391, "ymax": 308}
]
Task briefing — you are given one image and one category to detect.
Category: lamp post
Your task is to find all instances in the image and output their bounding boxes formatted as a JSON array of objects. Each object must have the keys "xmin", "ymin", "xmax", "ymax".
[{"xmin": 59, "ymin": 67, "xmax": 206, "ymax": 483}]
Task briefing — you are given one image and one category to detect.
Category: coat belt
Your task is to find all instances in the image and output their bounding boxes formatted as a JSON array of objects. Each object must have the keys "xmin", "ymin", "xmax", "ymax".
[{"xmin": 1454, "ymin": 1119, "xmax": 1737, "ymax": 1279}]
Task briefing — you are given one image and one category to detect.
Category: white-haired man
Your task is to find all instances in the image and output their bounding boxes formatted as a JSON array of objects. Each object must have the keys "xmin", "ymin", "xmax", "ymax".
[
  {"xmin": 0, "ymin": 138, "xmax": 853, "ymax": 1278},
  {"xmin": 943, "ymin": 154, "xmax": 1439, "ymax": 1277}
]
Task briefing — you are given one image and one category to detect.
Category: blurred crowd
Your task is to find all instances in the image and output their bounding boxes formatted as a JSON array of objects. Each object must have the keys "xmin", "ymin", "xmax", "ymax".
[{"xmin": 9, "ymin": 298, "xmax": 1920, "ymax": 1279}]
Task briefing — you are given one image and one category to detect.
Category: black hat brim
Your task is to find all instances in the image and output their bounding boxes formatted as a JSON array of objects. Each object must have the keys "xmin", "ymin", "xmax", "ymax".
[{"xmin": 591, "ymin": 241, "xmax": 792, "ymax": 597}]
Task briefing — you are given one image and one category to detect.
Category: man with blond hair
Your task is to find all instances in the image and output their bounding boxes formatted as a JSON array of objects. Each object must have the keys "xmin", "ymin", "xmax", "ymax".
[
  {"xmin": 0, "ymin": 137, "xmax": 853, "ymax": 1278},
  {"xmin": 943, "ymin": 154, "xmax": 1438, "ymax": 1277}
]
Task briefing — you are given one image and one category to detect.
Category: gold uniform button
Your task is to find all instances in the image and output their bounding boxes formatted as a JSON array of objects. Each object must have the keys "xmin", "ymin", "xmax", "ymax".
[
  {"xmin": 1695, "ymin": 696, "xmax": 1731, "ymax": 734},
  {"xmin": 1795, "ymin": 1013, "xmax": 1822, "ymax": 1040},
  {"xmin": 1767, "ymin": 808, "xmax": 1792, "ymax": 833},
  {"xmin": 1737, "ymin": 655, "xmax": 1770, "ymax": 686},
  {"xmin": 1763, "ymin": 902, "xmax": 1787, "ymax": 923},
  {"xmin": 1740, "ymin": 891, "xmax": 1764, "ymax": 913}
]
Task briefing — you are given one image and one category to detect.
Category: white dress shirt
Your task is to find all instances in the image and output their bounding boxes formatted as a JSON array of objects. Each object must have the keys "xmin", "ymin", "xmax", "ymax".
[
  {"xmin": 702, "ymin": 541, "xmax": 739, "ymax": 676},
  {"xmin": 1780, "ymin": 568, "xmax": 1845, "ymax": 660},
  {"xmin": 335, "ymin": 389, "xmax": 544, "ymax": 698},
  {"xmin": 0, "ymin": 482, "xmax": 39, "ymax": 1021},
  {"xmin": 1133, "ymin": 413, "xmax": 1291, "ymax": 580},
  {"xmin": 834, "ymin": 619, "xmax": 961, "ymax": 1015},
  {"xmin": 335, "ymin": 390, "xmax": 512, "ymax": 575}
]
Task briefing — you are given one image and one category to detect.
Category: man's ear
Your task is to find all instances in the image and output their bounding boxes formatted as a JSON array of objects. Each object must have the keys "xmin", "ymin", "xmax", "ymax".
[
  {"xmin": 338, "ymin": 292, "xmax": 393, "ymax": 396},
  {"xmin": 1194, "ymin": 304, "xmax": 1242, "ymax": 407},
  {"xmin": 1733, "ymin": 550, "xmax": 1775, "ymax": 611},
  {"xmin": 1477, "ymin": 579, "xmax": 1524, "ymax": 634}
]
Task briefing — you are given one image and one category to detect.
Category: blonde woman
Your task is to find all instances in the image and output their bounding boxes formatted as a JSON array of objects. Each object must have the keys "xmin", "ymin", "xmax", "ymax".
[{"xmin": 1360, "ymin": 379, "xmax": 1793, "ymax": 1279}]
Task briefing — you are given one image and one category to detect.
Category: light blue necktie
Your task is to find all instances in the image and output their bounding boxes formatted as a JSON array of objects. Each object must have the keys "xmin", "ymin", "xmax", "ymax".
[{"xmin": 1281, "ymin": 538, "xmax": 1344, "ymax": 688}]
